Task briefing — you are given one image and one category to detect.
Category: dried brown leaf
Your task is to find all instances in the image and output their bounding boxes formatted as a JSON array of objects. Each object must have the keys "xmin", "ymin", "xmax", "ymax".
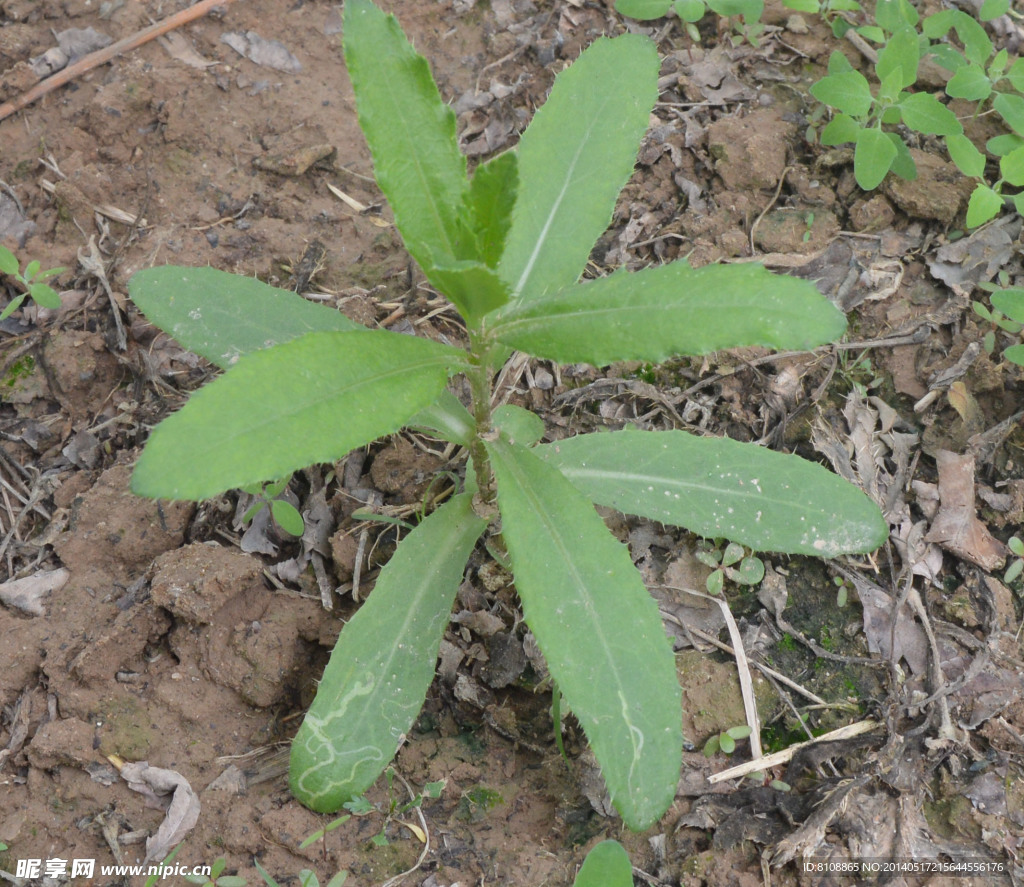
[
  {"xmin": 850, "ymin": 573, "xmax": 929, "ymax": 676},
  {"xmin": 924, "ymin": 450, "xmax": 1006, "ymax": 571},
  {"xmin": 120, "ymin": 761, "xmax": 201, "ymax": 865}
]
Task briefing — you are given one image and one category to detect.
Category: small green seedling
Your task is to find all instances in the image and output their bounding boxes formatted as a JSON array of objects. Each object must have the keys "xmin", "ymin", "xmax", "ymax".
[
  {"xmin": 240, "ymin": 477, "xmax": 305, "ymax": 536},
  {"xmin": 127, "ymin": 0, "xmax": 886, "ymax": 830},
  {"xmin": 144, "ymin": 845, "xmax": 184, "ymax": 887},
  {"xmin": 801, "ymin": 212, "xmax": 815, "ymax": 243},
  {"xmin": 813, "ymin": 32, "xmax": 963, "ymax": 191},
  {"xmin": 572, "ymin": 840, "xmax": 633, "ymax": 887},
  {"xmin": 810, "ymin": 0, "xmax": 1024, "ymax": 226},
  {"xmin": 783, "ymin": 0, "xmax": 862, "ymax": 25},
  {"xmin": 184, "ymin": 857, "xmax": 247, "ymax": 887},
  {"xmin": 696, "ymin": 541, "xmax": 765, "ymax": 595},
  {"xmin": 616, "ymin": 0, "xmax": 765, "ymax": 45},
  {"xmin": 974, "ymin": 282, "xmax": 1024, "ymax": 367},
  {"xmin": 336, "ymin": 770, "xmax": 443, "ymax": 846},
  {"xmin": 0, "ymin": 245, "xmax": 63, "ymax": 319},
  {"xmin": 456, "ymin": 785, "xmax": 504, "ymax": 825},
  {"xmin": 923, "ymin": 7, "xmax": 1024, "ymax": 227},
  {"xmin": 1005, "ymin": 537, "xmax": 1024, "ymax": 585},
  {"xmin": 833, "ymin": 574, "xmax": 853, "ymax": 607},
  {"xmin": 299, "ymin": 814, "xmax": 352, "ymax": 850},
  {"xmin": 254, "ymin": 859, "xmax": 347, "ymax": 887},
  {"xmin": 703, "ymin": 724, "xmax": 753, "ymax": 756}
]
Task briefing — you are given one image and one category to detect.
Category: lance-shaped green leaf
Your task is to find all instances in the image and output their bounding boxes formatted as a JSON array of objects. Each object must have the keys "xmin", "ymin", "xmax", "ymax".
[
  {"xmin": 343, "ymin": 0, "xmax": 470, "ymax": 270},
  {"xmin": 408, "ymin": 389, "xmax": 475, "ymax": 447},
  {"xmin": 498, "ymin": 35, "xmax": 659, "ymax": 302},
  {"xmin": 130, "ymin": 266, "xmax": 361, "ymax": 369},
  {"xmin": 536, "ymin": 430, "xmax": 888, "ymax": 556},
  {"xmin": 492, "ymin": 403, "xmax": 545, "ymax": 446},
  {"xmin": 29, "ymin": 282, "xmax": 61, "ymax": 309},
  {"xmin": 486, "ymin": 438, "xmax": 681, "ymax": 830},
  {"xmin": 486, "ymin": 262, "xmax": 846, "ymax": 365},
  {"xmin": 708, "ymin": 0, "xmax": 762, "ymax": 18},
  {"xmin": 1009, "ymin": 58, "xmax": 1024, "ymax": 92},
  {"xmin": 886, "ymin": 131, "xmax": 918, "ymax": 181},
  {"xmin": 0, "ymin": 245, "xmax": 18, "ymax": 275},
  {"xmin": 1000, "ymin": 146, "xmax": 1024, "ymax": 187},
  {"xmin": 676, "ymin": 0, "xmax": 708, "ymax": 21},
  {"xmin": 989, "ymin": 134, "xmax": 1024, "ymax": 156},
  {"xmin": 132, "ymin": 330, "xmax": 466, "ymax": 500},
  {"xmin": 290, "ymin": 493, "xmax": 486, "ymax": 812},
  {"xmin": 466, "ymin": 151, "xmax": 518, "ymax": 269},
  {"xmin": 995, "ymin": 94, "xmax": 1024, "ymax": 137},
  {"xmin": 923, "ymin": 9, "xmax": 991, "ymax": 66},
  {"xmin": 426, "ymin": 261, "xmax": 511, "ymax": 324}
]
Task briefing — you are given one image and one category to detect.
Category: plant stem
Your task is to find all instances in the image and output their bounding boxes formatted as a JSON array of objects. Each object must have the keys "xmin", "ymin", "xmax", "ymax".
[{"xmin": 466, "ymin": 335, "xmax": 497, "ymax": 507}]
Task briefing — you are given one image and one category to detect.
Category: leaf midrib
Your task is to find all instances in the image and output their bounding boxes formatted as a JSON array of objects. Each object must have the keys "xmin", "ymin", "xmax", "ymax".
[
  {"xmin": 507, "ymin": 90, "xmax": 620, "ymax": 301},
  {"xmin": 179, "ymin": 350, "xmax": 457, "ymax": 461},
  {"xmin": 557, "ymin": 463, "xmax": 837, "ymax": 516},
  {"xmin": 493, "ymin": 444, "xmax": 640, "ymax": 753},
  {"xmin": 490, "ymin": 293, "xmax": 818, "ymax": 339}
]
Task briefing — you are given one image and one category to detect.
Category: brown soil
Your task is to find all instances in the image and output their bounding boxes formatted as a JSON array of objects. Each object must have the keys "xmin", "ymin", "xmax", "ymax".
[{"xmin": 1, "ymin": 1, "xmax": 1023, "ymax": 886}]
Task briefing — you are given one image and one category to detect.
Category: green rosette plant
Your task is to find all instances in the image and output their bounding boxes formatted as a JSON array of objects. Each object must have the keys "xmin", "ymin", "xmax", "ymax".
[{"xmin": 128, "ymin": 0, "xmax": 886, "ymax": 830}]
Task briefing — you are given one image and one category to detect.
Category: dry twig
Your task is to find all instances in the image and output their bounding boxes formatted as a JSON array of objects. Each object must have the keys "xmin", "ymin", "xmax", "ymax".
[{"xmin": 708, "ymin": 720, "xmax": 882, "ymax": 783}]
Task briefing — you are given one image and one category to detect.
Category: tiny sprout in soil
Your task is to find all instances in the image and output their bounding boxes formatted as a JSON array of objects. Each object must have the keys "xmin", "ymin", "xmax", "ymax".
[
  {"xmin": 696, "ymin": 540, "xmax": 765, "ymax": 594},
  {"xmin": 255, "ymin": 859, "xmax": 348, "ymax": 887},
  {"xmin": 127, "ymin": 0, "xmax": 886, "ymax": 830},
  {"xmin": 1005, "ymin": 537, "xmax": 1024, "ymax": 585},
  {"xmin": 184, "ymin": 857, "xmax": 247, "ymax": 887},
  {"xmin": 703, "ymin": 724, "xmax": 753, "ymax": 756},
  {"xmin": 631, "ymin": 0, "xmax": 1024, "ymax": 231},
  {"xmin": 0, "ymin": 245, "xmax": 63, "ymax": 320},
  {"xmin": 975, "ymin": 277, "xmax": 1024, "ymax": 367}
]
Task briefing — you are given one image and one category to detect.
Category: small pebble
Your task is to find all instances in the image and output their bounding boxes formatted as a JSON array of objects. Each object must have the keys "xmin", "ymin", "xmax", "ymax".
[{"xmin": 786, "ymin": 14, "xmax": 809, "ymax": 33}]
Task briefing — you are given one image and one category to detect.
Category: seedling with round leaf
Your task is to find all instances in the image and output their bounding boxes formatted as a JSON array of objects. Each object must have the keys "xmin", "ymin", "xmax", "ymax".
[
  {"xmin": 615, "ymin": 0, "xmax": 765, "ymax": 45},
  {"xmin": 809, "ymin": 0, "xmax": 1024, "ymax": 227},
  {"xmin": 1006, "ymin": 537, "xmax": 1024, "ymax": 586},
  {"xmin": 833, "ymin": 574, "xmax": 853, "ymax": 608},
  {"xmin": 240, "ymin": 477, "xmax": 305, "ymax": 537},
  {"xmin": 986, "ymin": 287, "xmax": 1024, "ymax": 367},
  {"xmin": 0, "ymin": 245, "xmax": 63, "ymax": 319},
  {"xmin": 254, "ymin": 860, "xmax": 347, "ymax": 887},
  {"xmin": 127, "ymin": 0, "xmax": 887, "ymax": 831},
  {"xmin": 696, "ymin": 541, "xmax": 765, "ymax": 595},
  {"xmin": 703, "ymin": 724, "xmax": 753, "ymax": 756}
]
